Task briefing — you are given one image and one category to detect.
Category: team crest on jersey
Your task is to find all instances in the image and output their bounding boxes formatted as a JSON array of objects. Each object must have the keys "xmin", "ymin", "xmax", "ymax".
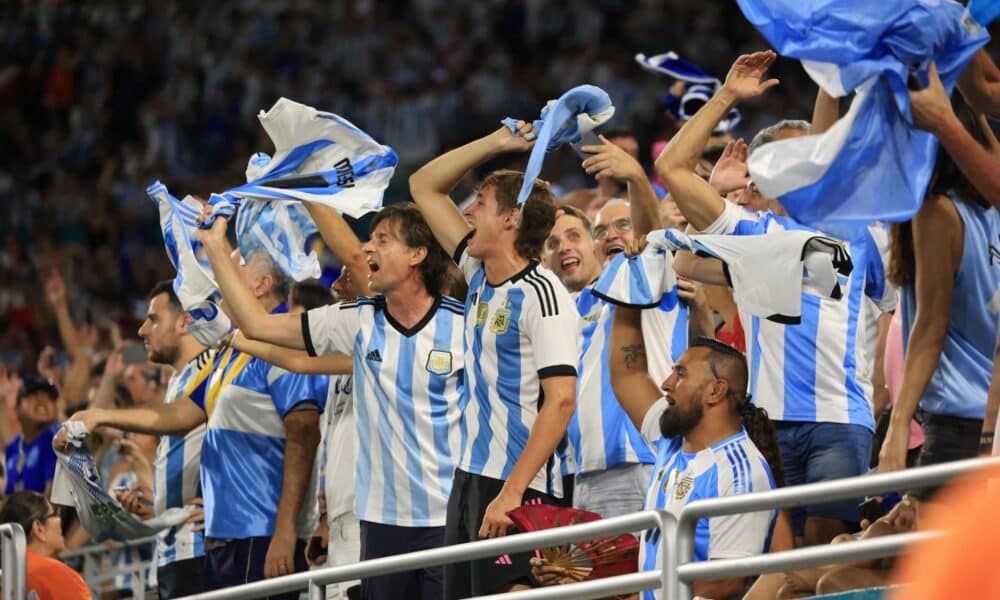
[
  {"xmin": 674, "ymin": 473, "xmax": 694, "ymax": 500},
  {"xmin": 426, "ymin": 349, "xmax": 453, "ymax": 375},
  {"xmin": 476, "ymin": 302, "xmax": 489, "ymax": 327},
  {"xmin": 489, "ymin": 301, "xmax": 512, "ymax": 335}
]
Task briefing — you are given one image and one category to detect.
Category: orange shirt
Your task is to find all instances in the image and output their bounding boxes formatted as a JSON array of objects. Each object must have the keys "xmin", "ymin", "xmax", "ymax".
[
  {"xmin": 26, "ymin": 548, "xmax": 90, "ymax": 600},
  {"xmin": 890, "ymin": 463, "xmax": 1000, "ymax": 599}
]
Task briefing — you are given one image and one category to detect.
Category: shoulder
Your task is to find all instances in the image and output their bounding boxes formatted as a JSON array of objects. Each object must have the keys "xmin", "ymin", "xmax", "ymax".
[
  {"xmin": 519, "ymin": 263, "xmax": 572, "ymax": 318},
  {"xmin": 917, "ymin": 193, "xmax": 961, "ymax": 230},
  {"xmin": 439, "ymin": 295, "xmax": 465, "ymax": 316},
  {"xmin": 342, "ymin": 296, "xmax": 383, "ymax": 312},
  {"xmin": 711, "ymin": 433, "xmax": 773, "ymax": 495},
  {"xmin": 44, "ymin": 422, "xmax": 63, "ymax": 439}
]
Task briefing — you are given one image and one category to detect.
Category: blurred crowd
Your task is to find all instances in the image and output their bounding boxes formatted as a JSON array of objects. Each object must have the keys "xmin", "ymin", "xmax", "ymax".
[{"xmin": 0, "ymin": 0, "xmax": 820, "ymax": 374}]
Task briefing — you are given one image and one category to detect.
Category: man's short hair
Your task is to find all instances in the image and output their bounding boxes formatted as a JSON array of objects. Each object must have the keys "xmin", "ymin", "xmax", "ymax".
[
  {"xmin": 147, "ymin": 280, "xmax": 183, "ymax": 314},
  {"xmin": 370, "ymin": 203, "xmax": 451, "ymax": 296},
  {"xmin": 289, "ymin": 279, "xmax": 335, "ymax": 311},
  {"xmin": 554, "ymin": 204, "xmax": 594, "ymax": 237},
  {"xmin": 689, "ymin": 337, "xmax": 749, "ymax": 405},
  {"xmin": 748, "ymin": 120, "xmax": 811, "ymax": 155},
  {"xmin": 247, "ymin": 251, "xmax": 292, "ymax": 302},
  {"xmin": 480, "ymin": 169, "xmax": 556, "ymax": 260}
]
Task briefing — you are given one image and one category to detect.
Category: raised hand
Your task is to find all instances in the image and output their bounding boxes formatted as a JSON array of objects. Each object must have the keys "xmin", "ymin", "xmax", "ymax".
[
  {"xmin": 44, "ymin": 268, "xmax": 68, "ymax": 306},
  {"xmin": 722, "ymin": 51, "xmax": 780, "ymax": 102},
  {"xmin": 909, "ymin": 62, "xmax": 954, "ymax": 134},
  {"xmin": 581, "ymin": 135, "xmax": 646, "ymax": 183},
  {"xmin": 709, "ymin": 138, "xmax": 750, "ymax": 194},
  {"xmin": 493, "ymin": 120, "xmax": 537, "ymax": 153}
]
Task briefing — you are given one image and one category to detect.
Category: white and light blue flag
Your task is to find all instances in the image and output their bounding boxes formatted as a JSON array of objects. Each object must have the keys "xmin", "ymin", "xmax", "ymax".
[
  {"xmin": 501, "ymin": 84, "xmax": 615, "ymax": 206},
  {"xmin": 738, "ymin": 0, "xmax": 989, "ymax": 236},
  {"xmin": 593, "ymin": 229, "xmax": 853, "ymax": 324}
]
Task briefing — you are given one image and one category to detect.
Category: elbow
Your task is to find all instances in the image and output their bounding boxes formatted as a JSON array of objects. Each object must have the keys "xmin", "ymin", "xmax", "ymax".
[
  {"xmin": 655, "ymin": 144, "xmax": 689, "ymax": 181},
  {"xmin": 408, "ymin": 171, "xmax": 431, "ymax": 198}
]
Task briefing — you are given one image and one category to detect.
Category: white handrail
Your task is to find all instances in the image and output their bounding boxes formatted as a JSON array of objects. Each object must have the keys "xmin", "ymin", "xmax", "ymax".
[
  {"xmin": 0, "ymin": 523, "xmax": 26, "ymax": 600},
  {"xmin": 178, "ymin": 510, "xmax": 676, "ymax": 599},
  {"xmin": 178, "ymin": 456, "xmax": 1000, "ymax": 600}
]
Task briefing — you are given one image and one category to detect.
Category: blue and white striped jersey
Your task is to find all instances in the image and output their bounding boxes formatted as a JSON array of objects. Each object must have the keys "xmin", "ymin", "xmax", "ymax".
[
  {"xmin": 638, "ymin": 400, "xmax": 775, "ymax": 600},
  {"xmin": 192, "ymin": 305, "xmax": 328, "ymax": 540},
  {"xmin": 154, "ymin": 348, "xmax": 212, "ymax": 567},
  {"xmin": 455, "ymin": 237, "xmax": 580, "ymax": 498},
  {"xmin": 303, "ymin": 295, "xmax": 465, "ymax": 527},
  {"xmin": 567, "ymin": 287, "xmax": 688, "ymax": 476},
  {"xmin": 701, "ymin": 203, "xmax": 891, "ymax": 430}
]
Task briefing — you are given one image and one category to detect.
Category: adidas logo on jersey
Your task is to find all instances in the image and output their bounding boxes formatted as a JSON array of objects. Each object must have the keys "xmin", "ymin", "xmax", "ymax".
[{"xmin": 366, "ymin": 350, "xmax": 383, "ymax": 362}]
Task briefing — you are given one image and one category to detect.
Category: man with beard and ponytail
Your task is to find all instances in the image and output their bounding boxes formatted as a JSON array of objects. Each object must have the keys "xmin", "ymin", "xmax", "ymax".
[{"xmin": 555, "ymin": 305, "xmax": 781, "ymax": 599}]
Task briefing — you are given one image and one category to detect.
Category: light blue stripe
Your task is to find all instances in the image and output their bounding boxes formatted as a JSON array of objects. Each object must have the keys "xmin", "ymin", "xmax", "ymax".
[
  {"xmin": 365, "ymin": 312, "xmax": 397, "ymax": 524},
  {"xmin": 429, "ymin": 309, "xmax": 458, "ymax": 497},
  {"xmin": 842, "ymin": 246, "xmax": 872, "ymax": 430},
  {"xmin": 669, "ymin": 292, "xmax": 688, "ymax": 363},
  {"xmin": 394, "ymin": 332, "xmax": 430, "ymax": 523},
  {"xmin": 627, "ymin": 256, "xmax": 654, "ymax": 306},
  {"xmin": 736, "ymin": 444, "xmax": 752, "ymax": 492},
  {"xmin": 782, "ymin": 294, "xmax": 820, "ymax": 421},
  {"xmin": 353, "ymin": 322, "xmax": 373, "ymax": 517},
  {"xmin": 498, "ymin": 290, "xmax": 527, "ymax": 480},
  {"xmin": 469, "ymin": 285, "xmax": 495, "ymax": 472}
]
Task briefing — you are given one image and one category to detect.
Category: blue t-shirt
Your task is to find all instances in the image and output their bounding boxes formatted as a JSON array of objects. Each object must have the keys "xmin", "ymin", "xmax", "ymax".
[{"xmin": 6, "ymin": 422, "xmax": 61, "ymax": 495}]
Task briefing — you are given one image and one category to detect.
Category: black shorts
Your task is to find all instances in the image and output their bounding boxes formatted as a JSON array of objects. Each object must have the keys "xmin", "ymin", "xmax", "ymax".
[
  {"xmin": 912, "ymin": 411, "xmax": 982, "ymax": 499},
  {"xmin": 157, "ymin": 557, "xmax": 207, "ymax": 599},
  {"xmin": 442, "ymin": 469, "xmax": 563, "ymax": 599}
]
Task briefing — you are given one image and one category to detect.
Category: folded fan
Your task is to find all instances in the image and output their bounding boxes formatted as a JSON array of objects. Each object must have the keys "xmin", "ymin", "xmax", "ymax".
[{"xmin": 506, "ymin": 504, "xmax": 639, "ymax": 581}]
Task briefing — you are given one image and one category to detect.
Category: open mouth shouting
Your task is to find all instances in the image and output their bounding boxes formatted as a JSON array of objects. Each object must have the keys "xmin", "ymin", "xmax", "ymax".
[
  {"xmin": 603, "ymin": 242, "xmax": 626, "ymax": 258},
  {"xmin": 366, "ymin": 256, "xmax": 381, "ymax": 276},
  {"xmin": 559, "ymin": 256, "xmax": 582, "ymax": 274}
]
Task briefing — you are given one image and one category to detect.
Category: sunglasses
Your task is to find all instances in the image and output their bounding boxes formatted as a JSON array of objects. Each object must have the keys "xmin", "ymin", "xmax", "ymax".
[{"xmin": 593, "ymin": 218, "xmax": 633, "ymax": 240}]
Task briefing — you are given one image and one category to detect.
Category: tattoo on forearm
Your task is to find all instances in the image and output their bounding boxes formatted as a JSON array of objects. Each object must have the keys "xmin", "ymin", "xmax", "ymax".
[{"xmin": 622, "ymin": 344, "xmax": 646, "ymax": 370}]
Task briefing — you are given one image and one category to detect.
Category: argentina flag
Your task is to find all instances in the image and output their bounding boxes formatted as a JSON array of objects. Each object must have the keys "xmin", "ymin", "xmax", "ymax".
[
  {"xmin": 224, "ymin": 97, "xmax": 398, "ymax": 217},
  {"xmin": 737, "ymin": 0, "xmax": 989, "ymax": 235},
  {"xmin": 196, "ymin": 98, "xmax": 399, "ymax": 281},
  {"xmin": 148, "ymin": 180, "xmax": 218, "ymax": 309}
]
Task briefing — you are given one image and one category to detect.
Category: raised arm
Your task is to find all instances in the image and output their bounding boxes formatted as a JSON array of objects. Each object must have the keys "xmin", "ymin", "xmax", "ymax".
[
  {"xmin": 230, "ymin": 331, "xmax": 353, "ymax": 375},
  {"xmin": 62, "ymin": 399, "xmax": 206, "ymax": 440},
  {"xmin": 198, "ymin": 211, "xmax": 304, "ymax": 349},
  {"xmin": 656, "ymin": 51, "xmax": 779, "ymax": 231},
  {"xmin": 609, "ymin": 306, "xmax": 664, "ymax": 431},
  {"xmin": 303, "ymin": 203, "xmax": 371, "ymax": 299},
  {"xmin": 811, "ymin": 87, "xmax": 840, "ymax": 135},
  {"xmin": 879, "ymin": 195, "xmax": 961, "ymax": 472},
  {"xmin": 958, "ymin": 48, "xmax": 1000, "ymax": 118},
  {"xmin": 409, "ymin": 123, "xmax": 535, "ymax": 256},
  {"xmin": 912, "ymin": 62, "xmax": 1000, "ymax": 208},
  {"xmin": 581, "ymin": 136, "xmax": 660, "ymax": 235}
]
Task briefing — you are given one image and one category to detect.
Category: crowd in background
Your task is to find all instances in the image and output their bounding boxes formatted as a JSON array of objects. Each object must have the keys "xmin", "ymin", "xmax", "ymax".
[{"xmin": 0, "ymin": 0, "xmax": 822, "ymax": 374}]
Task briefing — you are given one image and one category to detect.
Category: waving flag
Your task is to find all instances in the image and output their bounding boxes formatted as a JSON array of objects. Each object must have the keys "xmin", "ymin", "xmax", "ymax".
[
  {"xmin": 501, "ymin": 85, "xmax": 615, "ymax": 206},
  {"xmin": 634, "ymin": 52, "xmax": 720, "ymax": 85},
  {"xmin": 738, "ymin": 0, "xmax": 989, "ymax": 236},
  {"xmin": 593, "ymin": 229, "xmax": 853, "ymax": 324},
  {"xmin": 195, "ymin": 98, "xmax": 399, "ymax": 281}
]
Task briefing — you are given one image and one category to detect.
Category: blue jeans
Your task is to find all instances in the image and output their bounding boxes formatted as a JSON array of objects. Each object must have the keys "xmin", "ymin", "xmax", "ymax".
[{"xmin": 776, "ymin": 421, "xmax": 873, "ymax": 535}]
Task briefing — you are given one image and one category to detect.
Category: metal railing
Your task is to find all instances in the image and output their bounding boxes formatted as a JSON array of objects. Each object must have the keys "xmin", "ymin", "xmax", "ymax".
[
  {"xmin": 0, "ymin": 523, "xmax": 26, "ymax": 600},
  {"xmin": 663, "ymin": 456, "xmax": 1000, "ymax": 599},
  {"xmin": 179, "ymin": 456, "xmax": 1000, "ymax": 600},
  {"xmin": 60, "ymin": 535, "xmax": 157, "ymax": 600}
]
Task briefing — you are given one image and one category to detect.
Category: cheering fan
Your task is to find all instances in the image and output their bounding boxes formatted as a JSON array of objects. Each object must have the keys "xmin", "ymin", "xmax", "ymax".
[{"xmin": 507, "ymin": 504, "xmax": 639, "ymax": 581}]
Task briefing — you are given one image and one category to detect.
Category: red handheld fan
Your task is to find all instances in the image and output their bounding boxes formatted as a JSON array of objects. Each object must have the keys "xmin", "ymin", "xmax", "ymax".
[{"xmin": 507, "ymin": 503, "xmax": 639, "ymax": 581}]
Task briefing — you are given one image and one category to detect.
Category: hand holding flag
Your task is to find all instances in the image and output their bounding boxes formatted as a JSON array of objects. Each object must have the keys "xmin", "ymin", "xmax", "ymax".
[
  {"xmin": 494, "ymin": 119, "xmax": 538, "ymax": 152},
  {"xmin": 908, "ymin": 62, "xmax": 957, "ymax": 134},
  {"xmin": 580, "ymin": 135, "xmax": 646, "ymax": 184}
]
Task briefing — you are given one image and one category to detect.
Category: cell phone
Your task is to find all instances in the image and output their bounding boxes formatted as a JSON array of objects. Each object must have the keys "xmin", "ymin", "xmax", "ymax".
[
  {"xmin": 307, "ymin": 536, "xmax": 328, "ymax": 561},
  {"xmin": 122, "ymin": 344, "xmax": 148, "ymax": 365},
  {"xmin": 858, "ymin": 497, "xmax": 885, "ymax": 523},
  {"xmin": 570, "ymin": 130, "xmax": 603, "ymax": 159}
]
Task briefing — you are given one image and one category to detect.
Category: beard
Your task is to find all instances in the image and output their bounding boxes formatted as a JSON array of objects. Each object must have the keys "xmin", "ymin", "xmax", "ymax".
[
  {"xmin": 659, "ymin": 399, "xmax": 704, "ymax": 439},
  {"xmin": 148, "ymin": 345, "xmax": 179, "ymax": 366}
]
